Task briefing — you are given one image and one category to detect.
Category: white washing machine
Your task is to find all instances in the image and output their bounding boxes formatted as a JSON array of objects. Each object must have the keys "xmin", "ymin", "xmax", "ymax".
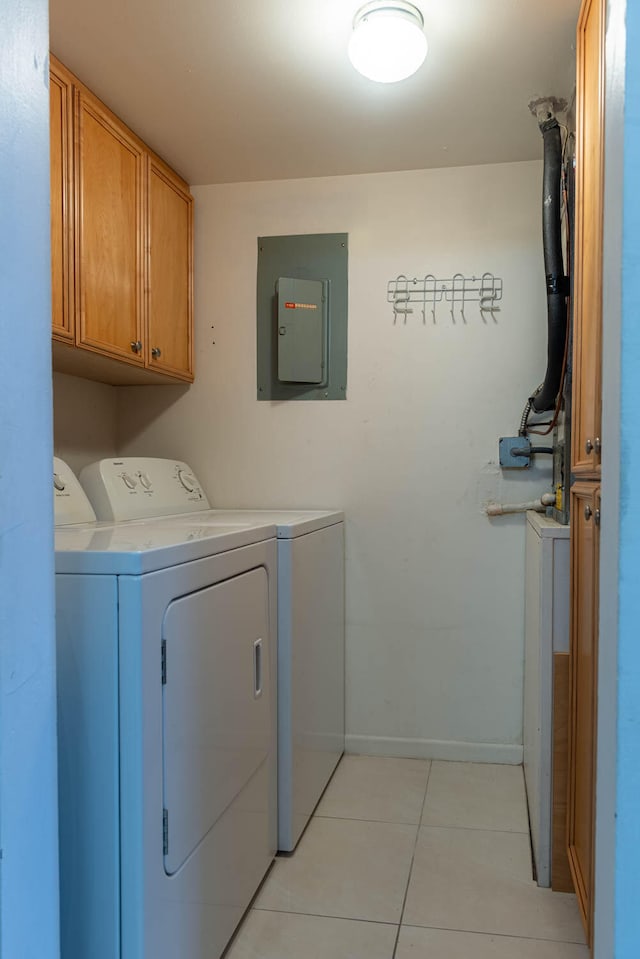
[
  {"xmin": 80, "ymin": 457, "xmax": 345, "ymax": 852},
  {"xmin": 54, "ymin": 460, "xmax": 278, "ymax": 959}
]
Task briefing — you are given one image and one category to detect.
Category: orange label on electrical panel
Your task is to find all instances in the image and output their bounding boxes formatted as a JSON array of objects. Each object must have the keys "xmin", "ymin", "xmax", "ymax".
[{"xmin": 284, "ymin": 302, "xmax": 317, "ymax": 310}]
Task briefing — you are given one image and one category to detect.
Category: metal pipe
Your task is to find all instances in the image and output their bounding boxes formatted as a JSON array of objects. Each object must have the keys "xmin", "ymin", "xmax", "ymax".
[{"xmin": 485, "ymin": 492, "xmax": 556, "ymax": 517}]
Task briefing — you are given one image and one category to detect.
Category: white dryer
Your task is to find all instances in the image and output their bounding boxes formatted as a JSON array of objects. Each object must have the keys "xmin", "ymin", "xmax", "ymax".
[
  {"xmin": 54, "ymin": 460, "xmax": 278, "ymax": 959},
  {"xmin": 81, "ymin": 457, "xmax": 345, "ymax": 852}
]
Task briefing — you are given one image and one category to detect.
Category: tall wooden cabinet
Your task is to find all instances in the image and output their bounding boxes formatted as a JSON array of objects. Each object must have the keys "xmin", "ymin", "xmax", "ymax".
[
  {"xmin": 49, "ymin": 54, "xmax": 194, "ymax": 384},
  {"xmin": 50, "ymin": 59, "xmax": 74, "ymax": 343},
  {"xmin": 567, "ymin": 0, "xmax": 605, "ymax": 947},
  {"xmin": 568, "ymin": 483, "xmax": 600, "ymax": 940},
  {"xmin": 572, "ymin": 0, "xmax": 605, "ymax": 478}
]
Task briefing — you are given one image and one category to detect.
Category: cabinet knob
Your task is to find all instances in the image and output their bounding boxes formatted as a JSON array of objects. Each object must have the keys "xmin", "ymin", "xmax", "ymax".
[
  {"xmin": 584, "ymin": 504, "xmax": 593, "ymax": 521},
  {"xmin": 130, "ymin": 340, "xmax": 142, "ymax": 354},
  {"xmin": 585, "ymin": 438, "xmax": 594, "ymax": 454},
  {"xmin": 595, "ymin": 509, "xmax": 601, "ymax": 527},
  {"xmin": 151, "ymin": 347, "xmax": 162, "ymax": 359},
  {"xmin": 595, "ymin": 437, "xmax": 602, "ymax": 455}
]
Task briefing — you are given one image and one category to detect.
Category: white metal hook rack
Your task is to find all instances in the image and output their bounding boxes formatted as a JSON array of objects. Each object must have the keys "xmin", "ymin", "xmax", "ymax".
[{"xmin": 388, "ymin": 273, "xmax": 503, "ymax": 324}]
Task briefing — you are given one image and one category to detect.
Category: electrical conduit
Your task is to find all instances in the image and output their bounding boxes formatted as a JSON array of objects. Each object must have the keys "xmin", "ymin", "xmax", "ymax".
[{"xmin": 485, "ymin": 493, "xmax": 557, "ymax": 516}]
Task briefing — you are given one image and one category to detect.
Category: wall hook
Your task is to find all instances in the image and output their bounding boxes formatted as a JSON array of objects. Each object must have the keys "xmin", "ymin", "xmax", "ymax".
[
  {"xmin": 388, "ymin": 272, "xmax": 503, "ymax": 324},
  {"xmin": 480, "ymin": 272, "xmax": 501, "ymax": 322},
  {"xmin": 392, "ymin": 274, "xmax": 412, "ymax": 324},
  {"xmin": 422, "ymin": 274, "xmax": 437, "ymax": 324},
  {"xmin": 451, "ymin": 273, "xmax": 465, "ymax": 324}
]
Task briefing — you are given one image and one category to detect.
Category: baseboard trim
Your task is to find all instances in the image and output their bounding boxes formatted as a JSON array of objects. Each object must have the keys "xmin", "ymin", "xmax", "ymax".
[{"xmin": 345, "ymin": 735, "xmax": 523, "ymax": 765}]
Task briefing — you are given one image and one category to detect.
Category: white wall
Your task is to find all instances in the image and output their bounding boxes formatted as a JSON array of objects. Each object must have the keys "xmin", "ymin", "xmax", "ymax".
[
  {"xmin": 53, "ymin": 372, "xmax": 119, "ymax": 474},
  {"xmin": 119, "ymin": 160, "xmax": 552, "ymax": 762}
]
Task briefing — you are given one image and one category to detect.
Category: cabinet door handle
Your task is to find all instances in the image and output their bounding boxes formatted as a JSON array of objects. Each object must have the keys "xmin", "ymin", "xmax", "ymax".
[
  {"xmin": 584, "ymin": 504, "xmax": 593, "ymax": 521},
  {"xmin": 595, "ymin": 508, "xmax": 601, "ymax": 527},
  {"xmin": 585, "ymin": 438, "xmax": 594, "ymax": 455},
  {"xmin": 151, "ymin": 347, "xmax": 162, "ymax": 359},
  {"xmin": 595, "ymin": 437, "xmax": 602, "ymax": 456},
  {"xmin": 130, "ymin": 340, "xmax": 142, "ymax": 354}
]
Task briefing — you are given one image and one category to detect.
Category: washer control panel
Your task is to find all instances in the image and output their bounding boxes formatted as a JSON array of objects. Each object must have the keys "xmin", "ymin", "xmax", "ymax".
[
  {"xmin": 79, "ymin": 458, "xmax": 210, "ymax": 521},
  {"xmin": 54, "ymin": 457, "xmax": 98, "ymax": 526}
]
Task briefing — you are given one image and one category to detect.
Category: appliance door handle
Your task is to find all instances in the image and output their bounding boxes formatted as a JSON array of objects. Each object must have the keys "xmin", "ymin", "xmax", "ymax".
[{"xmin": 253, "ymin": 638, "xmax": 263, "ymax": 699}]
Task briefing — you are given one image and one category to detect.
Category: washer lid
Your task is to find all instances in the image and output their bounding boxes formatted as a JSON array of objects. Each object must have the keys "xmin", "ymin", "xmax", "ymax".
[
  {"xmin": 54, "ymin": 521, "xmax": 277, "ymax": 574},
  {"xmin": 144, "ymin": 509, "xmax": 344, "ymax": 538}
]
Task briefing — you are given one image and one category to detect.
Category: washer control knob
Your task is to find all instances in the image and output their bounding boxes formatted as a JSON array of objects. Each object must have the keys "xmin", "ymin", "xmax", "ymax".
[
  {"xmin": 177, "ymin": 470, "xmax": 197, "ymax": 492},
  {"xmin": 138, "ymin": 472, "xmax": 152, "ymax": 490},
  {"xmin": 53, "ymin": 473, "xmax": 65, "ymax": 492},
  {"xmin": 122, "ymin": 472, "xmax": 137, "ymax": 490}
]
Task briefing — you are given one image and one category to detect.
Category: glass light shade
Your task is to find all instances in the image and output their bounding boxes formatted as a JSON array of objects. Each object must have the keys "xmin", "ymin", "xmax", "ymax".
[{"xmin": 348, "ymin": 4, "xmax": 428, "ymax": 84}]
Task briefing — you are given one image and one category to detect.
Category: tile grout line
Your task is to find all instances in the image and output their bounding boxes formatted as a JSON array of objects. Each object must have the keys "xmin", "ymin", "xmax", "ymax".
[
  {"xmin": 314, "ymin": 813, "xmax": 531, "ymax": 835},
  {"xmin": 521, "ymin": 761, "xmax": 539, "ymax": 883},
  {"xmin": 398, "ymin": 921, "xmax": 588, "ymax": 947},
  {"xmin": 417, "ymin": 759, "xmax": 434, "ymax": 828},
  {"xmin": 409, "ymin": 820, "xmax": 531, "ymax": 835},
  {"xmin": 314, "ymin": 813, "xmax": 506, "ymax": 828},
  {"xmin": 391, "ymin": 761, "xmax": 434, "ymax": 959},
  {"xmin": 251, "ymin": 906, "xmax": 398, "ymax": 928},
  {"xmin": 246, "ymin": 908, "xmax": 587, "ymax": 949}
]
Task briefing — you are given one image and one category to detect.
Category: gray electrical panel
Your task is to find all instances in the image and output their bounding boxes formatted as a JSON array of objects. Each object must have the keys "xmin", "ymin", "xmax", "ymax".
[
  {"xmin": 277, "ymin": 278, "xmax": 327, "ymax": 385},
  {"xmin": 256, "ymin": 233, "xmax": 348, "ymax": 401}
]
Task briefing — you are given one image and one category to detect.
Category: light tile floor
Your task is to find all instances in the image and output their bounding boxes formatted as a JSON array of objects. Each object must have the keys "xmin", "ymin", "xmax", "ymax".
[{"xmin": 225, "ymin": 757, "xmax": 589, "ymax": 958}]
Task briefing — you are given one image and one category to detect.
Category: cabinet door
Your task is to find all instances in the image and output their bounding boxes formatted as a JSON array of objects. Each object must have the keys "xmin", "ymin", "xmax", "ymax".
[
  {"xmin": 147, "ymin": 157, "xmax": 194, "ymax": 381},
  {"xmin": 75, "ymin": 89, "xmax": 145, "ymax": 364},
  {"xmin": 567, "ymin": 483, "xmax": 600, "ymax": 944},
  {"xmin": 572, "ymin": 0, "xmax": 604, "ymax": 476},
  {"xmin": 50, "ymin": 58, "xmax": 74, "ymax": 342}
]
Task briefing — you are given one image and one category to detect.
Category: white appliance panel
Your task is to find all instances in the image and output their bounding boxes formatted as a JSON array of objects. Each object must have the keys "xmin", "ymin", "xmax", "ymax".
[
  {"xmin": 54, "ymin": 455, "xmax": 97, "ymax": 525},
  {"xmin": 278, "ymin": 522, "xmax": 345, "ymax": 850},
  {"xmin": 162, "ymin": 568, "xmax": 271, "ymax": 875},
  {"xmin": 117, "ymin": 543, "xmax": 277, "ymax": 959},
  {"xmin": 56, "ymin": 534, "xmax": 277, "ymax": 959},
  {"xmin": 56, "ymin": 574, "xmax": 120, "ymax": 959},
  {"xmin": 523, "ymin": 511, "xmax": 570, "ymax": 888},
  {"xmin": 80, "ymin": 457, "xmax": 210, "ymax": 521}
]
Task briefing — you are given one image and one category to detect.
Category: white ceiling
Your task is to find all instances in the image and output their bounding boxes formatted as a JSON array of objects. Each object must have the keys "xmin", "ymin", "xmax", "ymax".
[{"xmin": 49, "ymin": 0, "xmax": 579, "ymax": 186}]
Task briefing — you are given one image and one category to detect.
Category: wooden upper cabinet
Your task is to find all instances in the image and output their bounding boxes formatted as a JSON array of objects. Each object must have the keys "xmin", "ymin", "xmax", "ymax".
[
  {"xmin": 49, "ymin": 56, "xmax": 194, "ymax": 384},
  {"xmin": 75, "ymin": 89, "xmax": 146, "ymax": 366},
  {"xmin": 572, "ymin": 0, "xmax": 604, "ymax": 477},
  {"xmin": 567, "ymin": 483, "xmax": 600, "ymax": 944},
  {"xmin": 50, "ymin": 57, "xmax": 74, "ymax": 342},
  {"xmin": 147, "ymin": 157, "xmax": 193, "ymax": 381}
]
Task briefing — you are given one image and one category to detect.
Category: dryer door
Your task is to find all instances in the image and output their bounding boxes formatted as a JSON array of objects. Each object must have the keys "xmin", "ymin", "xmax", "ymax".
[{"xmin": 162, "ymin": 566, "xmax": 270, "ymax": 875}]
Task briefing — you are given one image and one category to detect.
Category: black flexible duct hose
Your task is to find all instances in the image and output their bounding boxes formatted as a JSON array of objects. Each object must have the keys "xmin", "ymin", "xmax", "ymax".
[{"xmin": 532, "ymin": 117, "xmax": 568, "ymax": 413}]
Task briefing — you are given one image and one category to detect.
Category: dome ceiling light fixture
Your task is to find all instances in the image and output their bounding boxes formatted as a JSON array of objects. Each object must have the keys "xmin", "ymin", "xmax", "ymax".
[{"xmin": 348, "ymin": 1, "xmax": 428, "ymax": 84}]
